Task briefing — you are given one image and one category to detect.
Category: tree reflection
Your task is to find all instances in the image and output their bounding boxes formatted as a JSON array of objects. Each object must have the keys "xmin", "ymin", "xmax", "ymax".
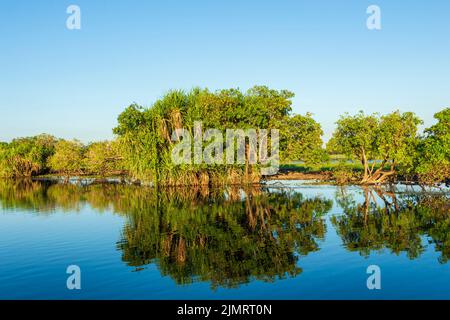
[
  {"xmin": 332, "ymin": 186, "xmax": 450, "ymax": 263},
  {"xmin": 1, "ymin": 180, "xmax": 448, "ymax": 287},
  {"xmin": 116, "ymin": 186, "xmax": 332, "ymax": 288},
  {"xmin": 0, "ymin": 180, "xmax": 332, "ymax": 288}
]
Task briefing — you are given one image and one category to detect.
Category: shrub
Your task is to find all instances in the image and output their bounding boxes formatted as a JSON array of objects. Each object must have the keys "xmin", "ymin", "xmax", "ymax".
[
  {"xmin": 84, "ymin": 141, "xmax": 124, "ymax": 176},
  {"xmin": 48, "ymin": 140, "xmax": 85, "ymax": 177}
]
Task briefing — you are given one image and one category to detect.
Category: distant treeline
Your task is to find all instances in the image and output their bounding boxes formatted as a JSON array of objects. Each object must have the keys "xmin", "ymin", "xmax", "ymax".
[
  {"xmin": 0, "ymin": 137, "xmax": 123, "ymax": 179},
  {"xmin": 0, "ymin": 86, "xmax": 448, "ymax": 185}
]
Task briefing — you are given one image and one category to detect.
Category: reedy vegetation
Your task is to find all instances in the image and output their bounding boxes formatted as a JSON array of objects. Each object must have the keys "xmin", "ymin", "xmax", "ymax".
[{"xmin": 0, "ymin": 86, "xmax": 448, "ymax": 185}]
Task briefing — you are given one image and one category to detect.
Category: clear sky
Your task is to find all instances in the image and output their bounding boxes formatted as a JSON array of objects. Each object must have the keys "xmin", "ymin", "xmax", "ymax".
[{"xmin": 1, "ymin": 0, "xmax": 449, "ymax": 143}]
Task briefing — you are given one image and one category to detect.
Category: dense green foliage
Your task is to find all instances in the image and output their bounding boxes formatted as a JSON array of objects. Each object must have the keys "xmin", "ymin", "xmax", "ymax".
[
  {"xmin": 83, "ymin": 141, "xmax": 123, "ymax": 177},
  {"xmin": 48, "ymin": 140, "xmax": 85, "ymax": 177},
  {"xmin": 0, "ymin": 137, "xmax": 123, "ymax": 178},
  {"xmin": 327, "ymin": 111, "xmax": 423, "ymax": 184},
  {"xmin": 415, "ymin": 108, "xmax": 450, "ymax": 185},
  {"xmin": 283, "ymin": 113, "xmax": 327, "ymax": 163},
  {"xmin": 0, "ymin": 134, "xmax": 56, "ymax": 177},
  {"xmin": 113, "ymin": 86, "xmax": 325, "ymax": 185}
]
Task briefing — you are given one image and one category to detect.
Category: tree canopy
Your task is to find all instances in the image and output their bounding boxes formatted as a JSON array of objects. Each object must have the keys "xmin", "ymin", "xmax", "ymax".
[
  {"xmin": 48, "ymin": 140, "xmax": 85, "ymax": 177},
  {"xmin": 0, "ymin": 134, "xmax": 56, "ymax": 177},
  {"xmin": 415, "ymin": 108, "xmax": 450, "ymax": 185},
  {"xmin": 328, "ymin": 111, "xmax": 422, "ymax": 184},
  {"xmin": 84, "ymin": 141, "xmax": 123, "ymax": 176}
]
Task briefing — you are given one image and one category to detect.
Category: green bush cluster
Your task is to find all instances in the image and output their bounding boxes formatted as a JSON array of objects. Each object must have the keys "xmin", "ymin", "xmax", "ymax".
[
  {"xmin": 0, "ymin": 134, "xmax": 56, "ymax": 177},
  {"xmin": 0, "ymin": 138, "xmax": 123, "ymax": 178}
]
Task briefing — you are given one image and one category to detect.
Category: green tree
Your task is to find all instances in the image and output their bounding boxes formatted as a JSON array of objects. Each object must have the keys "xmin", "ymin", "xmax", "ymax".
[
  {"xmin": 328, "ymin": 111, "xmax": 422, "ymax": 184},
  {"xmin": 282, "ymin": 113, "xmax": 326, "ymax": 163},
  {"xmin": 48, "ymin": 140, "xmax": 85, "ymax": 177},
  {"xmin": 415, "ymin": 108, "xmax": 450, "ymax": 185},
  {"xmin": 84, "ymin": 140, "xmax": 124, "ymax": 176},
  {"xmin": 0, "ymin": 134, "xmax": 56, "ymax": 177}
]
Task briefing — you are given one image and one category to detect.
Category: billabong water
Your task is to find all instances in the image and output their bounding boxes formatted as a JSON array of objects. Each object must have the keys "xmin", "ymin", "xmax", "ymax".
[{"xmin": 0, "ymin": 180, "xmax": 448, "ymax": 299}]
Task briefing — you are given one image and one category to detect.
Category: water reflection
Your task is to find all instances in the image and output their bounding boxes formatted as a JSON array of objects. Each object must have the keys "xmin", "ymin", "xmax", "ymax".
[
  {"xmin": 117, "ymin": 187, "xmax": 332, "ymax": 288},
  {"xmin": 0, "ymin": 179, "xmax": 448, "ymax": 289},
  {"xmin": 332, "ymin": 186, "xmax": 450, "ymax": 263}
]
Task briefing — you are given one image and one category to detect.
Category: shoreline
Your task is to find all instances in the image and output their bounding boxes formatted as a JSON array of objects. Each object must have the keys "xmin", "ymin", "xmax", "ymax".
[
  {"xmin": 266, "ymin": 171, "xmax": 332, "ymax": 182},
  {"xmin": 3, "ymin": 172, "xmax": 445, "ymax": 189}
]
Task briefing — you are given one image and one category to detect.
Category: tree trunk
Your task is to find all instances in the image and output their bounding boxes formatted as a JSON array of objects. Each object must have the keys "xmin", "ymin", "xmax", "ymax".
[
  {"xmin": 245, "ymin": 142, "xmax": 251, "ymax": 183},
  {"xmin": 360, "ymin": 152, "xmax": 396, "ymax": 185},
  {"xmin": 361, "ymin": 148, "xmax": 370, "ymax": 182}
]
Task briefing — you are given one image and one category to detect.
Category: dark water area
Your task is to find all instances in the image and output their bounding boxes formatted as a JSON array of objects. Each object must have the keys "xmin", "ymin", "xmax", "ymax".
[{"xmin": 0, "ymin": 179, "xmax": 449, "ymax": 299}]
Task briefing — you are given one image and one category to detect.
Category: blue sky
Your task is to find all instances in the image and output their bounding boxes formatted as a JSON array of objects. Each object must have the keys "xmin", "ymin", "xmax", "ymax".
[{"xmin": 1, "ymin": 0, "xmax": 449, "ymax": 143}]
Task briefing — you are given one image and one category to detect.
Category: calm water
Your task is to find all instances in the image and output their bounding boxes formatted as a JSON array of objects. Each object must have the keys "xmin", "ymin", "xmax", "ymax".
[{"xmin": 0, "ymin": 179, "xmax": 449, "ymax": 300}]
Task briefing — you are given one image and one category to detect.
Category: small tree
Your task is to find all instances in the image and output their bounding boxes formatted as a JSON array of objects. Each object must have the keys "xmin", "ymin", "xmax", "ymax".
[
  {"xmin": 49, "ymin": 140, "xmax": 85, "ymax": 177},
  {"xmin": 84, "ymin": 141, "xmax": 123, "ymax": 177},
  {"xmin": 282, "ymin": 113, "xmax": 327, "ymax": 164},
  {"xmin": 328, "ymin": 111, "xmax": 422, "ymax": 184}
]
